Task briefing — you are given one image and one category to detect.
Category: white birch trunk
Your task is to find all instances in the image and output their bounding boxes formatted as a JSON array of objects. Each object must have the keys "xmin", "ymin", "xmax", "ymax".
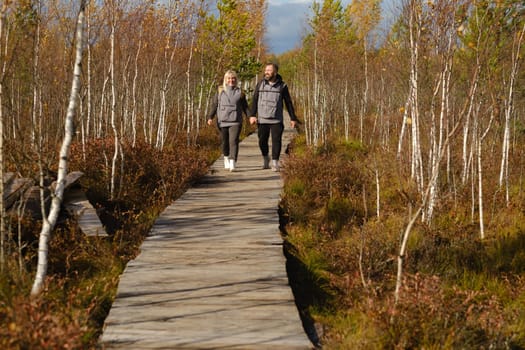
[
  {"xmin": 359, "ymin": 38, "xmax": 368, "ymax": 143},
  {"xmin": 498, "ymin": 24, "xmax": 525, "ymax": 205},
  {"xmin": 303, "ymin": 70, "xmax": 312, "ymax": 145},
  {"xmin": 86, "ymin": 2, "xmax": 92, "ymax": 144},
  {"xmin": 186, "ymin": 28, "xmax": 196, "ymax": 142},
  {"xmin": 344, "ymin": 80, "xmax": 349, "ymax": 141},
  {"xmin": 461, "ymin": 102, "xmax": 471, "ymax": 184},
  {"xmin": 31, "ymin": 0, "xmax": 87, "ymax": 296},
  {"xmin": 157, "ymin": 1, "xmax": 177, "ymax": 150},
  {"xmin": 31, "ymin": 3, "xmax": 41, "ymax": 150},
  {"xmin": 0, "ymin": 2, "xmax": 7, "ymax": 271},
  {"xmin": 109, "ymin": 9, "xmax": 118, "ymax": 200},
  {"xmin": 397, "ymin": 95, "xmax": 411, "ymax": 159},
  {"xmin": 375, "ymin": 167, "xmax": 380, "ymax": 219},
  {"xmin": 395, "ymin": 203, "xmax": 421, "ymax": 304},
  {"xmin": 313, "ymin": 40, "xmax": 319, "ymax": 147},
  {"xmin": 477, "ymin": 107, "xmax": 495, "ymax": 240},
  {"xmin": 470, "ymin": 160, "xmax": 475, "ymax": 222},
  {"xmin": 98, "ymin": 74, "xmax": 109, "ymax": 138},
  {"xmin": 426, "ymin": 75, "xmax": 441, "ymax": 224},
  {"xmin": 132, "ymin": 30, "xmax": 142, "ymax": 147},
  {"xmin": 477, "ymin": 137, "xmax": 485, "ymax": 239},
  {"xmin": 144, "ymin": 54, "xmax": 158, "ymax": 144},
  {"xmin": 426, "ymin": 30, "xmax": 454, "ymax": 223},
  {"xmin": 408, "ymin": 1, "xmax": 424, "ymax": 195}
]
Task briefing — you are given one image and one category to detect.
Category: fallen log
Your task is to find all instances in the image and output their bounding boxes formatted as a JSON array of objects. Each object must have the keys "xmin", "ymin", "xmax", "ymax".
[{"xmin": 3, "ymin": 171, "xmax": 107, "ymax": 237}]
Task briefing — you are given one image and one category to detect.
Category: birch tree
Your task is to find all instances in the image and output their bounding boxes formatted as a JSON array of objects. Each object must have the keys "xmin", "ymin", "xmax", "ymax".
[
  {"xmin": 424, "ymin": 0, "xmax": 467, "ymax": 223},
  {"xmin": 0, "ymin": 0, "xmax": 8, "ymax": 272},
  {"xmin": 157, "ymin": 0, "xmax": 178, "ymax": 150},
  {"xmin": 346, "ymin": 0, "xmax": 381, "ymax": 142},
  {"xmin": 31, "ymin": 0, "xmax": 87, "ymax": 296},
  {"xmin": 394, "ymin": 65, "xmax": 481, "ymax": 302},
  {"xmin": 305, "ymin": 0, "xmax": 354, "ymax": 146},
  {"xmin": 499, "ymin": 22, "xmax": 525, "ymax": 204},
  {"xmin": 407, "ymin": 0, "xmax": 424, "ymax": 195}
]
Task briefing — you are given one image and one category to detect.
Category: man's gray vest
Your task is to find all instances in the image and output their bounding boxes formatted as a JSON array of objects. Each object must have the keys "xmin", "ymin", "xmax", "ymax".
[{"xmin": 257, "ymin": 81, "xmax": 285, "ymax": 123}]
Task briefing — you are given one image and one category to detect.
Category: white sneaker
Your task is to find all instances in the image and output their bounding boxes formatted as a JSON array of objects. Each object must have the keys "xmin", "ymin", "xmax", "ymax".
[
  {"xmin": 263, "ymin": 156, "xmax": 270, "ymax": 169},
  {"xmin": 229, "ymin": 159, "xmax": 236, "ymax": 172},
  {"xmin": 224, "ymin": 156, "xmax": 229, "ymax": 169},
  {"xmin": 271, "ymin": 159, "xmax": 280, "ymax": 172}
]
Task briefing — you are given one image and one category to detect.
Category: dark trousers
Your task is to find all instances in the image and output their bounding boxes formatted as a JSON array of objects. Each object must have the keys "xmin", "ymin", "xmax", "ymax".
[
  {"xmin": 220, "ymin": 124, "xmax": 242, "ymax": 161},
  {"xmin": 257, "ymin": 123, "xmax": 284, "ymax": 160}
]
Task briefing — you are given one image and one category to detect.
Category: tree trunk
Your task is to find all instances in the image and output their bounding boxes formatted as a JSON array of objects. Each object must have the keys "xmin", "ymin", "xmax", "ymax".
[
  {"xmin": 109, "ymin": 2, "xmax": 118, "ymax": 200},
  {"xmin": 0, "ymin": 2, "xmax": 7, "ymax": 272},
  {"xmin": 408, "ymin": 1, "xmax": 424, "ymax": 195},
  {"xmin": 478, "ymin": 107, "xmax": 495, "ymax": 239},
  {"xmin": 499, "ymin": 24, "xmax": 525, "ymax": 205},
  {"xmin": 31, "ymin": 0, "xmax": 87, "ymax": 296},
  {"xmin": 132, "ymin": 29, "xmax": 142, "ymax": 147}
]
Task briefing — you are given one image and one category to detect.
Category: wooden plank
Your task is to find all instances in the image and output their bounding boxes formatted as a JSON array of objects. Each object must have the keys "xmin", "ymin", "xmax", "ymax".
[
  {"xmin": 50, "ymin": 171, "xmax": 84, "ymax": 191},
  {"xmin": 64, "ymin": 187, "xmax": 107, "ymax": 237}
]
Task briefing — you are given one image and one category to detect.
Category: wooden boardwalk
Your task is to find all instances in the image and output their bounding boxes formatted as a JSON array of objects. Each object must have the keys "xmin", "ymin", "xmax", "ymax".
[{"xmin": 100, "ymin": 124, "xmax": 313, "ymax": 349}]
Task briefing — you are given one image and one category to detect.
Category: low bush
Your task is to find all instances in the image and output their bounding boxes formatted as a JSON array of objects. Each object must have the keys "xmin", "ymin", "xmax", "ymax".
[
  {"xmin": 281, "ymin": 135, "xmax": 525, "ymax": 349},
  {"xmin": 0, "ymin": 131, "xmax": 219, "ymax": 348}
]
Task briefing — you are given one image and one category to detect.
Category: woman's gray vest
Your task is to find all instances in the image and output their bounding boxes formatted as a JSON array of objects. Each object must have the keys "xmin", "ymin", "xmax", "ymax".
[
  {"xmin": 257, "ymin": 81, "xmax": 285, "ymax": 124},
  {"xmin": 217, "ymin": 87, "xmax": 243, "ymax": 125}
]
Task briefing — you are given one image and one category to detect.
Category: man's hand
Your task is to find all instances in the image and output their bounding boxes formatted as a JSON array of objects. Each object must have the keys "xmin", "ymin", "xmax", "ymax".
[
  {"xmin": 207, "ymin": 119, "xmax": 213, "ymax": 126},
  {"xmin": 290, "ymin": 120, "xmax": 297, "ymax": 129},
  {"xmin": 249, "ymin": 117, "xmax": 257, "ymax": 125}
]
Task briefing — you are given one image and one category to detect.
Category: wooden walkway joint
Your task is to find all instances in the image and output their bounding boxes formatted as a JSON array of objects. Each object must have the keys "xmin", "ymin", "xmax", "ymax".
[{"xmin": 100, "ymin": 125, "xmax": 313, "ymax": 349}]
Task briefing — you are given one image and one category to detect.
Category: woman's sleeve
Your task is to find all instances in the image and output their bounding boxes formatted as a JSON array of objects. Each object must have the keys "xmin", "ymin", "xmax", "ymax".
[{"xmin": 207, "ymin": 94, "xmax": 219, "ymax": 120}]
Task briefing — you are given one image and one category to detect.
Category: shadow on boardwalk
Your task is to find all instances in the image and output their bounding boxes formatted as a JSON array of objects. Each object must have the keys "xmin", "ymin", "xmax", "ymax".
[{"xmin": 100, "ymin": 125, "xmax": 317, "ymax": 349}]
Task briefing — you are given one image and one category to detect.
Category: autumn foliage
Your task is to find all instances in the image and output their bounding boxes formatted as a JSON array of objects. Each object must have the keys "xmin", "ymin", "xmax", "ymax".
[{"xmin": 0, "ymin": 0, "xmax": 524, "ymax": 348}]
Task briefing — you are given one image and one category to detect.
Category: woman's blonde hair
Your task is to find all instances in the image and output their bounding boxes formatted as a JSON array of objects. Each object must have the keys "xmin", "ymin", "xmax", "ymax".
[{"xmin": 222, "ymin": 70, "xmax": 238, "ymax": 90}]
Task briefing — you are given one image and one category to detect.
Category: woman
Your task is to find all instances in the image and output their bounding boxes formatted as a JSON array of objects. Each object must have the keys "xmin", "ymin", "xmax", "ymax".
[{"xmin": 207, "ymin": 70, "xmax": 249, "ymax": 171}]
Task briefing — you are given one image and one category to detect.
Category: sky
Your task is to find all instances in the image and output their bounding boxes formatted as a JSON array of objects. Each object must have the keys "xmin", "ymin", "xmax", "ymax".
[{"xmin": 265, "ymin": 0, "xmax": 398, "ymax": 55}]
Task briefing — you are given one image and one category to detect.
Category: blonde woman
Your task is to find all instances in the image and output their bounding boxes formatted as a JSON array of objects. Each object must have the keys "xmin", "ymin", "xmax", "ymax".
[{"xmin": 207, "ymin": 70, "xmax": 249, "ymax": 171}]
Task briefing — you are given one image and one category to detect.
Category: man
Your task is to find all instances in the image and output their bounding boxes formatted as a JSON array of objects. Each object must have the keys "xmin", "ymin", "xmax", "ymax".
[{"xmin": 249, "ymin": 63, "xmax": 299, "ymax": 171}]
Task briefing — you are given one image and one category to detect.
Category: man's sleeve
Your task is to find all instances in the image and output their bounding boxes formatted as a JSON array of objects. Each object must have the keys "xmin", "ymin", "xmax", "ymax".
[{"xmin": 282, "ymin": 85, "xmax": 299, "ymax": 122}]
